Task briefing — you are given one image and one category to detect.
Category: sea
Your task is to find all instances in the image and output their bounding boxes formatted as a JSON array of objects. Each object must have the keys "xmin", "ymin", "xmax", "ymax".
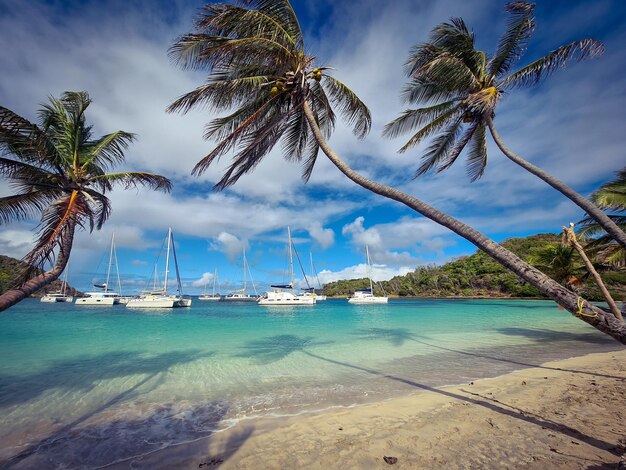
[{"xmin": 0, "ymin": 298, "xmax": 621, "ymax": 468}]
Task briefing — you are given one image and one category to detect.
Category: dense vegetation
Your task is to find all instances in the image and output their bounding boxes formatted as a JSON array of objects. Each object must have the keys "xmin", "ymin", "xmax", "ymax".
[
  {"xmin": 324, "ymin": 234, "xmax": 626, "ymax": 301},
  {"xmin": 0, "ymin": 255, "xmax": 80, "ymax": 297}
]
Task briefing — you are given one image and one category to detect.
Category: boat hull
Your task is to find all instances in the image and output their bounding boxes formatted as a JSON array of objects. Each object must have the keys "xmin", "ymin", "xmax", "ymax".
[
  {"xmin": 76, "ymin": 297, "xmax": 117, "ymax": 305},
  {"xmin": 258, "ymin": 290, "xmax": 316, "ymax": 306},
  {"xmin": 198, "ymin": 295, "xmax": 221, "ymax": 301},
  {"xmin": 348, "ymin": 296, "xmax": 388, "ymax": 304},
  {"xmin": 41, "ymin": 295, "xmax": 74, "ymax": 303},
  {"xmin": 126, "ymin": 296, "xmax": 191, "ymax": 308}
]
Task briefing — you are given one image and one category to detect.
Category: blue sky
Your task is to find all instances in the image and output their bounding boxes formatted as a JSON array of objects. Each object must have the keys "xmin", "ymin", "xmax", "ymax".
[{"xmin": 1, "ymin": 0, "xmax": 625, "ymax": 294}]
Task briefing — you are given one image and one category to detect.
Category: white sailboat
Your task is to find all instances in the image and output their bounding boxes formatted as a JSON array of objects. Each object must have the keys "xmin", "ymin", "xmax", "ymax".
[
  {"xmin": 41, "ymin": 263, "xmax": 73, "ymax": 303},
  {"xmin": 199, "ymin": 268, "xmax": 221, "ymax": 300},
  {"xmin": 76, "ymin": 233, "xmax": 130, "ymax": 305},
  {"xmin": 258, "ymin": 227, "xmax": 316, "ymax": 306},
  {"xmin": 221, "ymin": 249, "xmax": 258, "ymax": 302},
  {"xmin": 126, "ymin": 227, "xmax": 192, "ymax": 308},
  {"xmin": 302, "ymin": 251, "xmax": 327, "ymax": 301},
  {"xmin": 348, "ymin": 245, "xmax": 388, "ymax": 304}
]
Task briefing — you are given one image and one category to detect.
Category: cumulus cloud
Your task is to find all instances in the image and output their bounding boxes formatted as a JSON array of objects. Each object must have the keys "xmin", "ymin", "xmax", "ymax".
[
  {"xmin": 307, "ymin": 222, "xmax": 335, "ymax": 249},
  {"xmin": 209, "ymin": 232, "xmax": 248, "ymax": 263},
  {"xmin": 191, "ymin": 271, "xmax": 215, "ymax": 288}
]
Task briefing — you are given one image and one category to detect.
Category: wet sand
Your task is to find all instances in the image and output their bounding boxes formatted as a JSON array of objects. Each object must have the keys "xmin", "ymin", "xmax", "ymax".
[{"xmin": 114, "ymin": 349, "xmax": 626, "ymax": 469}]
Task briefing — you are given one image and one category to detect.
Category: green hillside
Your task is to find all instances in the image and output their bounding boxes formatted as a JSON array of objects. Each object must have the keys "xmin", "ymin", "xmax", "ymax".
[
  {"xmin": 0, "ymin": 255, "xmax": 81, "ymax": 297},
  {"xmin": 324, "ymin": 234, "xmax": 626, "ymax": 300}
]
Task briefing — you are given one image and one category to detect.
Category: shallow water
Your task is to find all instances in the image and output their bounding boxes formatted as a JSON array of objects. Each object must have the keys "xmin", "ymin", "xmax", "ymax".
[{"xmin": 0, "ymin": 298, "xmax": 621, "ymax": 468}]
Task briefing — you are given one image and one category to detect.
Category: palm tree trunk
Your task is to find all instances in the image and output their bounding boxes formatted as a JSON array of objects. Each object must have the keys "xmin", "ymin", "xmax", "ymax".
[
  {"xmin": 302, "ymin": 101, "xmax": 626, "ymax": 343},
  {"xmin": 562, "ymin": 225, "xmax": 623, "ymax": 321},
  {"xmin": 487, "ymin": 117, "xmax": 626, "ymax": 251},
  {"xmin": 0, "ymin": 221, "xmax": 76, "ymax": 312}
]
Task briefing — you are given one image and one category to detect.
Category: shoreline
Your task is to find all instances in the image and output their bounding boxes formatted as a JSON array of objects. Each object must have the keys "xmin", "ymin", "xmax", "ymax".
[{"xmin": 113, "ymin": 349, "xmax": 626, "ymax": 469}]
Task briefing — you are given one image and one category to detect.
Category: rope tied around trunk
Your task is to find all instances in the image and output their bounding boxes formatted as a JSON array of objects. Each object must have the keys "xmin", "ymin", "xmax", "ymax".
[{"xmin": 577, "ymin": 296, "xmax": 598, "ymax": 318}]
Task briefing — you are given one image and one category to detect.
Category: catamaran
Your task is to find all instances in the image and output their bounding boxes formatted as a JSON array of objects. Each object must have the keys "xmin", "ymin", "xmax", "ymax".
[
  {"xmin": 126, "ymin": 227, "xmax": 192, "ymax": 308},
  {"xmin": 76, "ymin": 233, "xmax": 132, "ymax": 305},
  {"xmin": 41, "ymin": 263, "xmax": 73, "ymax": 303},
  {"xmin": 199, "ymin": 268, "xmax": 221, "ymax": 300},
  {"xmin": 221, "ymin": 249, "xmax": 259, "ymax": 302},
  {"xmin": 258, "ymin": 227, "xmax": 316, "ymax": 306},
  {"xmin": 348, "ymin": 245, "xmax": 388, "ymax": 304}
]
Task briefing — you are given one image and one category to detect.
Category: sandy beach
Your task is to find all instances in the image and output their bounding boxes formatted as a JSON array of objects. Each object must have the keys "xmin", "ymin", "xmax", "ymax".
[{"xmin": 115, "ymin": 349, "xmax": 626, "ymax": 469}]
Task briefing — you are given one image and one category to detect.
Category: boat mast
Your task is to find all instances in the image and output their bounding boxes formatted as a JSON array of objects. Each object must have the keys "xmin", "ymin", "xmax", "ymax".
[
  {"xmin": 242, "ymin": 248, "xmax": 247, "ymax": 294},
  {"xmin": 212, "ymin": 268, "xmax": 217, "ymax": 296},
  {"xmin": 61, "ymin": 260, "xmax": 69, "ymax": 295},
  {"xmin": 366, "ymin": 245, "xmax": 374, "ymax": 293},
  {"xmin": 105, "ymin": 233, "xmax": 115, "ymax": 292},
  {"xmin": 113, "ymin": 237, "xmax": 123, "ymax": 295},
  {"xmin": 164, "ymin": 227, "xmax": 172, "ymax": 295},
  {"xmin": 288, "ymin": 227, "xmax": 294, "ymax": 290}
]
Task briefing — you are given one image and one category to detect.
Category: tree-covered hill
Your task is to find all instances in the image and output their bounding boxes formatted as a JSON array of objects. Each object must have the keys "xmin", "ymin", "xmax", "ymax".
[
  {"xmin": 0, "ymin": 255, "xmax": 81, "ymax": 297},
  {"xmin": 324, "ymin": 234, "xmax": 626, "ymax": 300}
]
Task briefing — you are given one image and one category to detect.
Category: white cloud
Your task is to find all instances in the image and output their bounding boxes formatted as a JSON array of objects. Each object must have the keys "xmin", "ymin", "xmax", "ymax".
[
  {"xmin": 191, "ymin": 271, "xmax": 215, "ymax": 288},
  {"xmin": 0, "ymin": 229, "xmax": 34, "ymax": 259},
  {"xmin": 306, "ymin": 222, "xmax": 335, "ymax": 249},
  {"xmin": 209, "ymin": 232, "xmax": 248, "ymax": 262}
]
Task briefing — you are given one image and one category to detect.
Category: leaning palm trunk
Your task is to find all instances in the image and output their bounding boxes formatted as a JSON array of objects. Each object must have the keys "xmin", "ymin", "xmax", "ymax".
[
  {"xmin": 562, "ymin": 224, "xmax": 623, "ymax": 321},
  {"xmin": 0, "ymin": 221, "xmax": 75, "ymax": 311},
  {"xmin": 303, "ymin": 102, "xmax": 626, "ymax": 344},
  {"xmin": 487, "ymin": 118, "xmax": 626, "ymax": 251}
]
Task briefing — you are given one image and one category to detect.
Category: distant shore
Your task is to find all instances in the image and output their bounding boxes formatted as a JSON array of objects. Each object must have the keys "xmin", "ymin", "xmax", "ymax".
[{"xmin": 114, "ymin": 349, "xmax": 626, "ymax": 469}]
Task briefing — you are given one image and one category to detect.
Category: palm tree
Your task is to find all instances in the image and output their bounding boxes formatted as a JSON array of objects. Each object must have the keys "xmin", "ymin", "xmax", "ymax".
[
  {"xmin": 0, "ymin": 91, "xmax": 171, "ymax": 311},
  {"xmin": 529, "ymin": 243, "xmax": 584, "ymax": 287},
  {"xmin": 578, "ymin": 167, "xmax": 626, "ymax": 267},
  {"xmin": 169, "ymin": 0, "xmax": 625, "ymax": 342},
  {"xmin": 383, "ymin": 2, "xmax": 626, "ymax": 251}
]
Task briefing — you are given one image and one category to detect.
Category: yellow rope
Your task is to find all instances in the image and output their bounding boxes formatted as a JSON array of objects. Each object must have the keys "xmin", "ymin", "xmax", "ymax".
[{"xmin": 576, "ymin": 297, "xmax": 598, "ymax": 318}]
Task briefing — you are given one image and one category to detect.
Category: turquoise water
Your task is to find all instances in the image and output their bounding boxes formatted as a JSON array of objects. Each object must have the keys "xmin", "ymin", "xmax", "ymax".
[{"xmin": 0, "ymin": 298, "xmax": 621, "ymax": 468}]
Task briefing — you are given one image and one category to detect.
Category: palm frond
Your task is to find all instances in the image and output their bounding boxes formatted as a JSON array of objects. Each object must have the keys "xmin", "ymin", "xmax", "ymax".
[
  {"xmin": 81, "ymin": 131, "xmax": 136, "ymax": 171},
  {"xmin": 500, "ymin": 39, "xmax": 604, "ymax": 89},
  {"xmin": 436, "ymin": 121, "xmax": 478, "ymax": 173},
  {"xmin": 415, "ymin": 118, "xmax": 463, "ymax": 177},
  {"xmin": 398, "ymin": 106, "xmax": 462, "ymax": 153},
  {"xmin": 383, "ymin": 101, "xmax": 458, "ymax": 139},
  {"xmin": 590, "ymin": 167, "xmax": 626, "ymax": 210},
  {"xmin": 307, "ymin": 80, "xmax": 336, "ymax": 139},
  {"xmin": 80, "ymin": 188, "xmax": 111, "ymax": 230},
  {"xmin": 192, "ymin": 95, "xmax": 280, "ymax": 176},
  {"xmin": 320, "ymin": 76, "xmax": 371, "ymax": 138},
  {"xmin": 0, "ymin": 106, "xmax": 59, "ymax": 168},
  {"xmin": 465, "ymin": 122, "xmax": 488, "ymax": 181},
  {"xmin": 488, "ymin": 1, "xmax": 535, "ymax": 78},
  {"xmin": 241, "ymin": 0, "xmax": 303, "ymax": 47},
  {"xmin": 214, "ymin": 108, "xmax": 289, "ymax": 189},
  {"xmin": 167, "ymin": 74, "xmax": 270, "ymax": 114},
  {"xmin": 89, "ymin": 171, "xmax": 172, "ymax": 192},
  {"xmin": 0, "ymin": 191, "xmax": 56, "ymax": 224},
  {"xmin": 22, "ymin": 190, "xmax": 85, "ymax": 274},
  {"xmin": 400, "ymin": 75, "xmax": 464, "ymax": 105},
  {"xmin": 281, "ymin": 102, "xmax": 310, "ymax": 162},
  {"xmin": 169, "ymin": 35, "xmax": 294, "ymax": 72}
]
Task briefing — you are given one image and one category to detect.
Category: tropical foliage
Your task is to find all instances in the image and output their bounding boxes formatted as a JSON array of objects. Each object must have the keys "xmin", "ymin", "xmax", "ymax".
[
  {"xmin": 0, "ymin": 254, "xmax": 80, "ymax": 297},
  {"xmin": 0, "ymin": 91, "xmax": 171, "ymax": 310},
  {"xmin": 384, "ymin": 2, "xmax": 626, "ymax": 251},
  {"xmin": 324, "ymin": 234, "xmax": 625, "ymax": 301},
  {"xmin": 167, "ymin": 0, "xmax": 370, "ymax": 188},
  {"xmin": 579, "ymin": 167, "xmax": 626, "ymax": 266}
]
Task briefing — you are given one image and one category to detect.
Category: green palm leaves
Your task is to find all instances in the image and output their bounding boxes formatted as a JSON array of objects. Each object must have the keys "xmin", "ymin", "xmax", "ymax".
[
  {"xmin": 0, "ymin": 91, "xmax": 171, "ymax": 274},
  {"xmin": 384, "ymin": 2, "xmax": 603, "ymax": 181},
  {"xmin": 168, "ymin": 0, "xmax": 371, "ymax": 189},
  {"xmin": 578, "ymin": 168, "xmax": 626, "ymax": 266}
]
